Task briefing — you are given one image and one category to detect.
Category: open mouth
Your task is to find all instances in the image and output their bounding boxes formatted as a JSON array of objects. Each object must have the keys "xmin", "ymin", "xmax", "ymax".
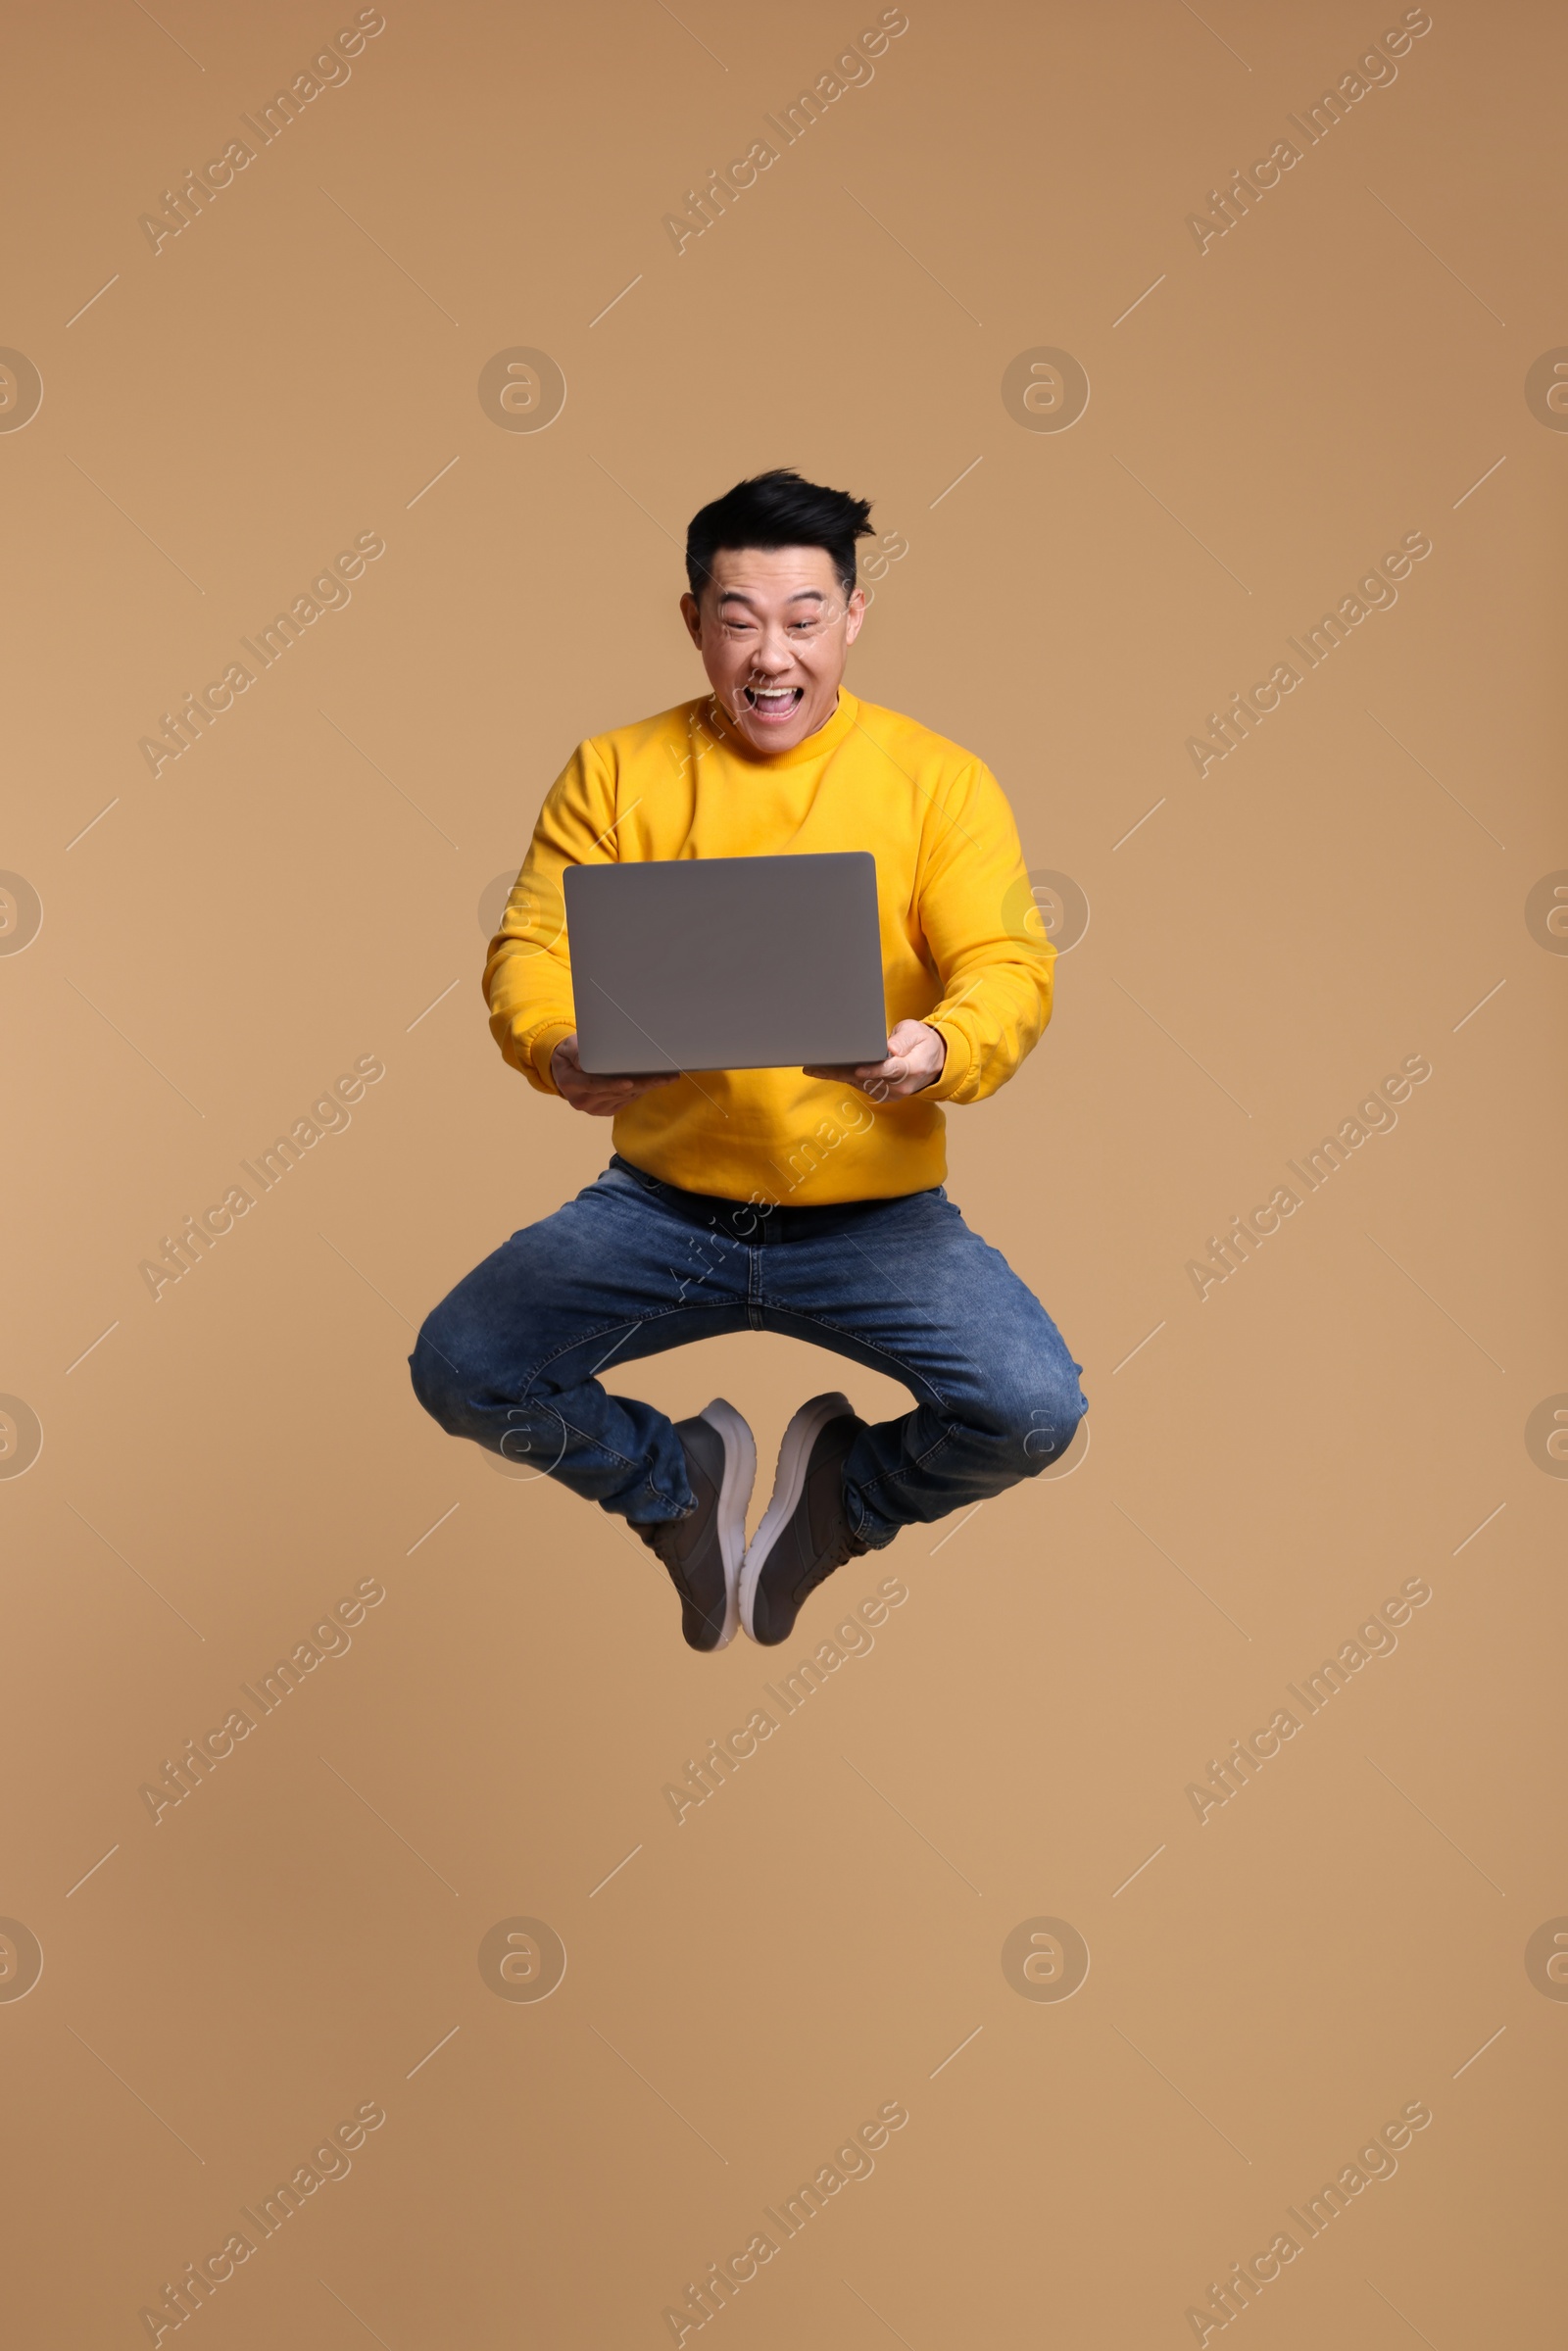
[{"xmin": 742, "ymin": 685, "xmax": 804, "ymax": 724}]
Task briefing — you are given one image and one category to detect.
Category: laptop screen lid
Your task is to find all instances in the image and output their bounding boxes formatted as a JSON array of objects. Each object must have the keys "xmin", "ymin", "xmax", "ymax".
[{"xmin": 564, "ymin": 851, "xmax": 888, "ymax": 1075}]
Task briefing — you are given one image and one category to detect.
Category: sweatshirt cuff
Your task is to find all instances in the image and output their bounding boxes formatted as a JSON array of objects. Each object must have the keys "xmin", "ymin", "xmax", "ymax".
[
  {"xmin": 523, "ymin": 1021, "xmax": 576, "ymax": 1095},
  {"xmin": 922, "ymin": 1018, "xmax": 973, "ymax": 1103}
]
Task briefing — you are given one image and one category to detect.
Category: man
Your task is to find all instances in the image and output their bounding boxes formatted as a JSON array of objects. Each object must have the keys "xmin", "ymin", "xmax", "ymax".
[{"xmin": 411, "ymin": 469, "xmax": 1087, "ymax": 1652}]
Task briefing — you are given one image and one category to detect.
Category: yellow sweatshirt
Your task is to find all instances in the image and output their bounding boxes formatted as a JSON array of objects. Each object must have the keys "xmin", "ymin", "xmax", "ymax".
[{"xmin": 484, "ymin": 689, "xmax": 1053, "ymax": 1204}]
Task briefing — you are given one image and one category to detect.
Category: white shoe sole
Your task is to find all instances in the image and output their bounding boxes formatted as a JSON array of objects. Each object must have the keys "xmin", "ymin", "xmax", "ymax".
[
  {"xmin": 739, "ymin": 1392, "xmax": 853, "ymax": 1642},
  {"xmin": 696, "ymin": 1396, "xmax": 757, "ymax": 1652}
]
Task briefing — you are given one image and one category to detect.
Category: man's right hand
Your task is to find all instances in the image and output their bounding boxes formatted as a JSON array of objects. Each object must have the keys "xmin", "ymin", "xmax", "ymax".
[{"xmin": 550, "ymin": 1031, "xmax": 679, "ymax": 1118}]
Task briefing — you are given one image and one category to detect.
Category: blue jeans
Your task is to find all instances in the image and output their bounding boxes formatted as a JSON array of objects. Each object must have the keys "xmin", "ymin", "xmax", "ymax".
[{"xmin": 409, "ymin": 1156, "xmax": 1088, "ymax": 1547}]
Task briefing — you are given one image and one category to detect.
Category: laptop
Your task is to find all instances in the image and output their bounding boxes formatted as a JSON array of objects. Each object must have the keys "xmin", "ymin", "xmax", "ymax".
[{"xmin": 564, "ymin": 851, "xmax": 888, "ymax": 1075}]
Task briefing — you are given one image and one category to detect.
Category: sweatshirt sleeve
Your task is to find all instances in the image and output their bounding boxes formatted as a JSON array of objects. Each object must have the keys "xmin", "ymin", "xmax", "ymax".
[
  {"xmin": 483, "ymin": 739, "xmax": 618, "ymax": 1094},
  {"xmin": 914, "ymin": 759, "xmax": 1054, "ymax": 1105}
]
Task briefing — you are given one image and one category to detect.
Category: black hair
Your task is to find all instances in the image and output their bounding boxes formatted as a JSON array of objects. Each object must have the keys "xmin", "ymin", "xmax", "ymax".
[{"xmin": 685, "ymin": 467, "xmax": 874, "ymax": 599}]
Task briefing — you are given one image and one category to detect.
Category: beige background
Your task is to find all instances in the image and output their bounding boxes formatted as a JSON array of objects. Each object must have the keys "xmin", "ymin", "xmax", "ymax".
[{"xmin": 4, "ymin": 0, "xmax": 1564, "ymax": 2342}]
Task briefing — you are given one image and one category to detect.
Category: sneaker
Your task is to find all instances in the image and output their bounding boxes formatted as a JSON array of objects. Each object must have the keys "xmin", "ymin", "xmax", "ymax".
[
  {"xmin": 740, "ymin": 1392, "xmax": 870, "ymax": 1646},
  {"xmin": 638, "ymin": 1398, "xmax": 756, "ymax": 1652}
]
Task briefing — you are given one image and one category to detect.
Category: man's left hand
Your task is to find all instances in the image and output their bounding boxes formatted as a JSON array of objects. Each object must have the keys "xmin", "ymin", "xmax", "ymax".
[{"xmin": 804, "ymin": 1019, "xmax": 947, "ymax": 1102}]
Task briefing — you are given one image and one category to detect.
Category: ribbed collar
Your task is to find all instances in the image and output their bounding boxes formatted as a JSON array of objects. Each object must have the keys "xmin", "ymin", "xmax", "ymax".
[{"xmin": 701, "ymin": 687, "xmax": 859, "ymax": 768}]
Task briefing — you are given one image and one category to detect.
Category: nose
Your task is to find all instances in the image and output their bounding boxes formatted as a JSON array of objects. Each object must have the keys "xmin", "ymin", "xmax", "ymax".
[{"xmin": 748, "ymin": 619, "xmax": 797, "ymax": 677}]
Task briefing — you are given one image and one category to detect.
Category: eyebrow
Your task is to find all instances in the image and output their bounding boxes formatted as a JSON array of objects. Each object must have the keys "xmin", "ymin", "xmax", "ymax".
[{"xmin": 715, "ymin": 586, "xmax": 829, "ymax": 607}]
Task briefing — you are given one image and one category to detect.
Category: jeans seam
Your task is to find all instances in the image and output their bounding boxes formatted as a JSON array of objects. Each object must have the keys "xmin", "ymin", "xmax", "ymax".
[
  {"xmin": 845, "ymin": 1503, "xmax": 895, "ymax": 1546},
  {"xmin": 519, "ymin": 1303, "xmax": 726, "ymax": 1402},
  {"xmin": 512, "ymin": 1398, "xmax": 645, "ymax": 1480},
  {"xmin": 637, "ymin": 1474, "xmax": 692, "ymax": 1519}
]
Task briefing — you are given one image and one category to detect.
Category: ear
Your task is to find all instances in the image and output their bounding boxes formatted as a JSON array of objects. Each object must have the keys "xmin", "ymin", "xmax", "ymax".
[
  {"xmin": 844, "ymin": 585, "xmax": 867, "ymax": 647},
  {"xmin": 679, "ymin": 590, "xmax": 703, "ymax": 645}
]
